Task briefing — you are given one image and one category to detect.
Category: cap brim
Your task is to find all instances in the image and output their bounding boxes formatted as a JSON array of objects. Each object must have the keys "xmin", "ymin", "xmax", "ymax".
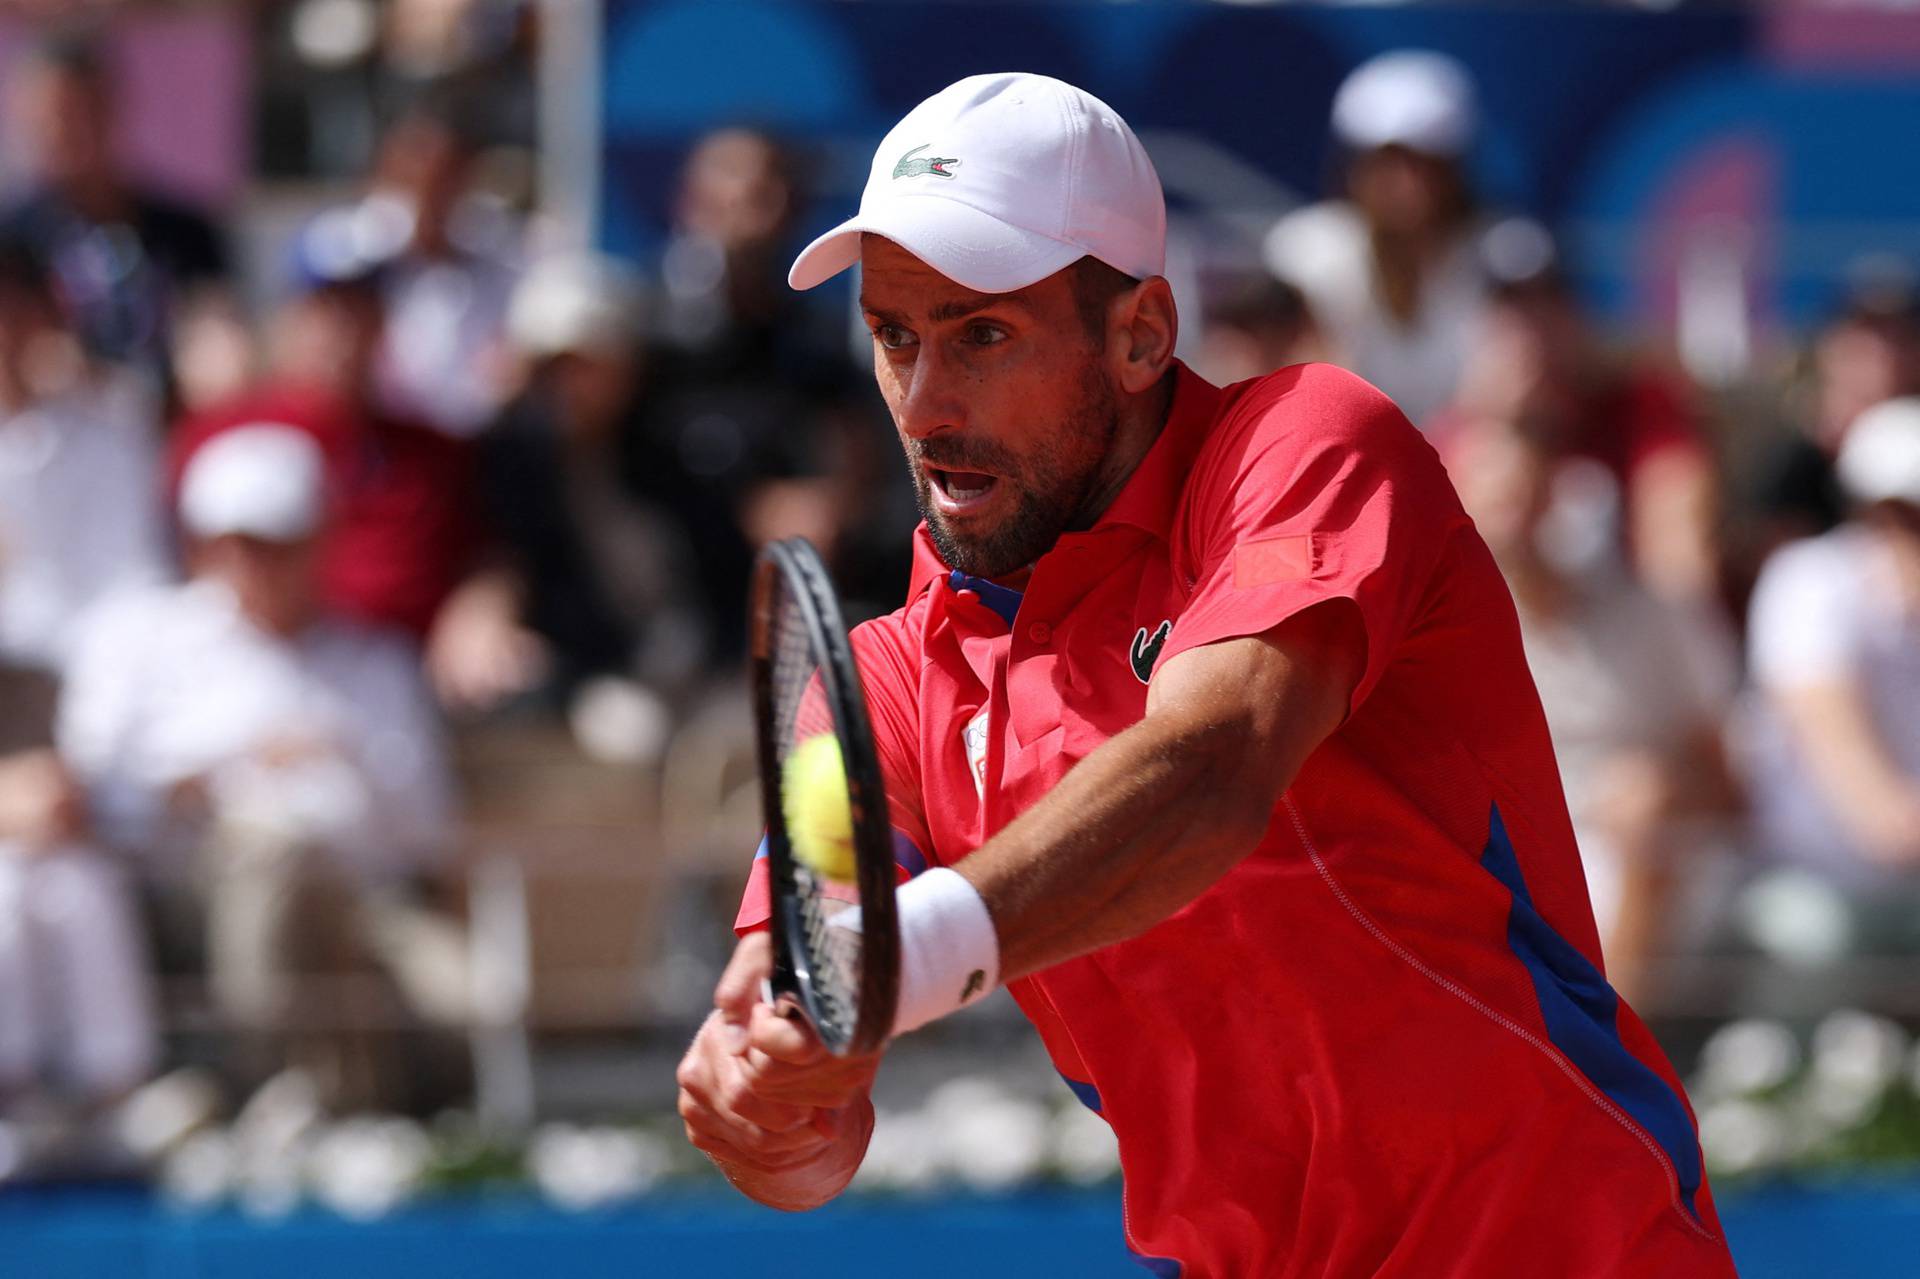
[{"xmin": 788, "ymin": 195, "xmax": 1087, "ymax": 294}]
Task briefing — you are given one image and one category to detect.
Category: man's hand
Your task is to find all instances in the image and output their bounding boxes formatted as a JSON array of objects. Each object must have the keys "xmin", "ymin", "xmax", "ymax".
[{"xmin": 676, "ymin": 932, "xmax": 880, "ymax": 1210}]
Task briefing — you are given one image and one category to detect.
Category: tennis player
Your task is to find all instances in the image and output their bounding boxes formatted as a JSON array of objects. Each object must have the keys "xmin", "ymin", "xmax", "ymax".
[{"xmin": 676, "ymin": 73, "xmax": 1739, "ymax": 1277}]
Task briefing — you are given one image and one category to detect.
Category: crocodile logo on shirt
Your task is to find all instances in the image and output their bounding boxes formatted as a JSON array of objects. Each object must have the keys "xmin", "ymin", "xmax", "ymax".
[
  {"xmin": 1130, "ymin": 620, "xmax": 1172, "ymax": 685},
  {"xmin": 892, "ymin": 144, "xmax": 959, "ymax": 179}
]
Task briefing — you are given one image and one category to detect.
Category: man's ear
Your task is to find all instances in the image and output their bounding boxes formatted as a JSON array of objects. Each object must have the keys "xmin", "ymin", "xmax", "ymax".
[{"xmin": 1110, "ymin": 276, "xmax": 1178, "ymax": 395}]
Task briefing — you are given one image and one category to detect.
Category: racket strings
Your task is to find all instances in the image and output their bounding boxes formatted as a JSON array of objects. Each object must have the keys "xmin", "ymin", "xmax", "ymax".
[{"xmin": 768, "ymin": 577, "xmax": 862, "ymax": 1043}]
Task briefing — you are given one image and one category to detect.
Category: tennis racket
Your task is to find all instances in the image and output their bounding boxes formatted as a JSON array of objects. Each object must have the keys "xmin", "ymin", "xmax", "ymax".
[{"xmin": 749, "ymin": 537, "xmax": 900, "ymax": 1056}]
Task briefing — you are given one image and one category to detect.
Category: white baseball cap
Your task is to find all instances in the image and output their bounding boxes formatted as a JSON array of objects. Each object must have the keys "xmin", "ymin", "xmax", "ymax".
[
  {"xmin": 1839, "ymin": 397, "xmax": 1920, "ymax": 507},
  {"xmin": 1332, "ymin": 51, "xmax": 1478, "ymax": 158},
  {"xmin": 788, "ymin": 72, "xmax": 1165, "ymax": 295},
  {"xmin": 179, "ymin": 425, "xmax": 327, "ymax": 542}
]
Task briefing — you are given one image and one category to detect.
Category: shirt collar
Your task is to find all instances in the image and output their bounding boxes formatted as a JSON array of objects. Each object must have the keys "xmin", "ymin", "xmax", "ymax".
[{"xmin": 905, "ymin": 361, "xmax": 1224, "ymax": 601}]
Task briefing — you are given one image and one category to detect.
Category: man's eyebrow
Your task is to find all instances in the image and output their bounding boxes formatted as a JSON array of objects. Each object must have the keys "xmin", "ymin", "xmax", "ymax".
[{"xmin": 859, "ymin": 293, "xmax": 1031, "ymax": 324}]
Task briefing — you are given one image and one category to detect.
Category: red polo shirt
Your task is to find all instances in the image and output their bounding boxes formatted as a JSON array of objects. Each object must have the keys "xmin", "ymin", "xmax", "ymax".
[{"xmin": 738, "ymin": 362, "xmax": 1734, "ymax": 1278}]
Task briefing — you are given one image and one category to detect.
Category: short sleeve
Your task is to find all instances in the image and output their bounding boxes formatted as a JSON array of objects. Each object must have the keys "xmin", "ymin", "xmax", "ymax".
[
  {"xmin": 1160, "ymin": 365, "xmax": 1464, "ymax": 712},
  {"xmin": 1748, "ymin": 535, "xmax": 1865, "ymax": 690},
  {"xmin": 733, "ymin": 604, "xmax": 930, "ymax": 934}
]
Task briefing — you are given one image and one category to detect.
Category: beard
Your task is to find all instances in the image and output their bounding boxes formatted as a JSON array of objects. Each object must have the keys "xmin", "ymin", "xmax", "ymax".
[{"xmin": 906, "ymin": 362, "xmax": 1120, "ymax": 580}]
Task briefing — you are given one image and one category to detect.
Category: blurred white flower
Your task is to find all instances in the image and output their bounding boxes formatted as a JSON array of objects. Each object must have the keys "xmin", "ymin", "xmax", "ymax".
[
  {"xmin": 307, "ymin": 1118, "xmax": 433, "ymax": 1220},
  {"xmin": 1050, "ymin": 1103, "xmax": 1120, "ymax": 1185},
  {"xmin": 853, "ymin": 1108, "xmax": 943, "ymax": 1192},
  {"xmin": 926, "ymin": 1077, "xmax": 1051, "ymax": 1192},
  {"xmin": 528, "ymin": 1124, "xmax": 668, "ymax": 1211},
  {"xmin": 1811, "ymin": 1010, "xmax": 1907, "ymax": 1096},
  {"xmin": 116, "ymin": 1068, "xmax": 225, "ymax": 1161},
  {"xmin": 1803, "ymin": 1073, "xmax": 1881, "ymax": 1133},
  {"xmin": 238, "ymin": 1153, "xmax": 305, "ymax": 1220},
  {"xmin": 1694, "ymin": 1019, "xmax": 1802, "ymax": 1099},
  {"xmin": 162, "ymin": 1130, "xmax": 238, "ymax": 1208},
  {"xmin": 1698, "ymin": 1098, "xmax": 1787, "ymax": 1176},
  {"xmin": 232, "ymin": 1069, "xmax": 323, "ymax": 1162},
  {"xmin": 1738, "ymin": 871, "xmax": 1853, "ymax": 967}
]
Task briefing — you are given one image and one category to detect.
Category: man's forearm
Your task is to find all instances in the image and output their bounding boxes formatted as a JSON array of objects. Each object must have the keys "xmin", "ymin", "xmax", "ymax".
[
  {"xmin": 956, "ymin": 710, "xmax": 1280, "ymax": 982},
  {"xmin": 951, "ymin": 613, "xmax": 1360, "ymax": 985}
]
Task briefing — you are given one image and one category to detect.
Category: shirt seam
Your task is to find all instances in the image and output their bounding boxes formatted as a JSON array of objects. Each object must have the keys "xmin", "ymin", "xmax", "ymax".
[{"xmin": 1280, "ymin": 794, "xmax": 1718, "ymax": 1244}]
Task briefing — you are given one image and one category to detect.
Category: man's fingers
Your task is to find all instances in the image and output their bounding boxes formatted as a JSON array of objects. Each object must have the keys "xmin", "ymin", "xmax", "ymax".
[
  {"xmin": 713, "ymin": 933, "xmax": 774, "ymax": 1051},
  {"xmin": 677, "ymin": 1027, "xmax": 816, "ymax": 1134},
  {"xmin": 748, "ymin": 999, "xmax": 825, "ymax": 1065},
  {"xmin": 680, "ymin": 1103, "xmax": 830, "ymax": 1169}
]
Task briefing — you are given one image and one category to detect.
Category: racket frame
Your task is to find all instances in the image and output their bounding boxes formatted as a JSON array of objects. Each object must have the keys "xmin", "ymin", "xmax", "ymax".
[{"xmin": 749, "ymin": 537, "xmax": 901, "ymax": 1056}]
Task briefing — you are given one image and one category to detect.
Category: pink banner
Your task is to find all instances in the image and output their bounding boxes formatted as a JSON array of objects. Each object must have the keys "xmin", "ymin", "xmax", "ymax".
[{"xmin": 0, "ymin": 10, "xmax": 248, "ymax": 207}]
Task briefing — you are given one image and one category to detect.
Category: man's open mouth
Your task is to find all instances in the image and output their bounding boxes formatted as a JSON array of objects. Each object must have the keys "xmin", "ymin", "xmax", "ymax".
[{"xmin": 926, "ymin": 466, "xmax": 1000, "ymax": 514}]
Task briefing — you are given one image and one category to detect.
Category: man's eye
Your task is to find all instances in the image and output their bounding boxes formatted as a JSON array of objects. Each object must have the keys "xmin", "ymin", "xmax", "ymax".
[
  {"xmin": 874, "ymin": 324, "xmax": 916, "ymax": 350},
  {"xmin": 966, "ymin": 323, "xmax": 1008, "ymax": 346}
]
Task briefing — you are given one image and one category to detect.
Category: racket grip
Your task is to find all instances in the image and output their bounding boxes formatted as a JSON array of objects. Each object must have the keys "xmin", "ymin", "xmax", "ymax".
[{"xmin": 760, "ymin": 977, "xmax": 806, "ymax": 1023}]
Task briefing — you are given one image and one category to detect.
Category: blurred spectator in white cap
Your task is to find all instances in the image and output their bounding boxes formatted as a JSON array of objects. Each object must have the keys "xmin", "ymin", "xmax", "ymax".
[
  {"xmin": 1263, "ymin": 50, "xmax": 1496, "ymax": 427},
  {"xmin": 58, "ymin": 425, "xmax": 470, "ymax": 1112},
  {"xmin": 167, "ymin": 219, "xmax": 541, "ymax": 713},
  {"xmin": 0, "ymin": 30, "xmax": 234, "ymax": 410},
  {"xmin": 1448, "ymin": 418, "xmax": 1739, "ymax": 1003},
  {"xmin": 476, "ymin": 254, "xmax": 687, "ymax": 759},
  {"xmin": 1741, "ymin": 397, "xmax": 1920, "ymax": 930},
  {"xmin": 1739, "ymin": 280, "xmax": 1920, "ymax": 584},
  {"xmin": 0, "ymin": 237, "xmax": 170, "ymax": 679},
  {"xmin": 1431, "ymin": 221, "xmax": 1726, "ymax": 612}
]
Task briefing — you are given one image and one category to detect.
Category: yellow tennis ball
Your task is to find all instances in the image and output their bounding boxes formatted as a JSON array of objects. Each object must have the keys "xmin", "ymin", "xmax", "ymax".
[{"xmin": 783, "ymin": 733, "xmax": 857, "ymax": 882}]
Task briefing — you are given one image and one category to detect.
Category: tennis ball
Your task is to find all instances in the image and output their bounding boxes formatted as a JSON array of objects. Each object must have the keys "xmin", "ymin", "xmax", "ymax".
[{"xmin": 783, "ymin": 733, "xmax": 856, "ymax": 882}]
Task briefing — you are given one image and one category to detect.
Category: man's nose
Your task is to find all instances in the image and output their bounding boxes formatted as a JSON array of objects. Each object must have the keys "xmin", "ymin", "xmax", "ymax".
[{"xmin": 894, "ymin": 344, "xmax": 966, "ymax": 443}]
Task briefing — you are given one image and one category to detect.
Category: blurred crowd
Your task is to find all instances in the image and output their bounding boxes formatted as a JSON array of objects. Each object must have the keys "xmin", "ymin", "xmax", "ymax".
[{"xmin": 0, "ymin": 15, "xmax": 1913, "ymax": 1190}]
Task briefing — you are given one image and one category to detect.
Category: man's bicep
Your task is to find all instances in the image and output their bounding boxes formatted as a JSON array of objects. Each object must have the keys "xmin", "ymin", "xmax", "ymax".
[{"xmin": 1147, "ymin": 599, "xmax": 1365, "ymax": 785}]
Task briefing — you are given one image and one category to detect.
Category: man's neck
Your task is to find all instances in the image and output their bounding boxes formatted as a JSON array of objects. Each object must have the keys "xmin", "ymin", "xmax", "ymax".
[{"xmin": 1068, "ymin": 368, "xmax": 1177, "ymax": 533}]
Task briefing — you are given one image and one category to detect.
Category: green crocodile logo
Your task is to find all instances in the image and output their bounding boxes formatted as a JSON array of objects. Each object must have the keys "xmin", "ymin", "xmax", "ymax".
[{"xmin": 892, "ymin": 144, "xmax": 959, "ymax": 179}]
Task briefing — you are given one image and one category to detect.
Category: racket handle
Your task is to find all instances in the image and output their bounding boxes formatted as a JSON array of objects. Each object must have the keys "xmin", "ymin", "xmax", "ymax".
[{"xmin": 760, "ymin": 977, "xmax": 806, "ymax": 1023}]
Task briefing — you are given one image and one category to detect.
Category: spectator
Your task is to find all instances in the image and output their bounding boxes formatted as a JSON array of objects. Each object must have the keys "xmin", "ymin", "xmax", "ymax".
[
  {"xmin": 1449, "ymin": 420, "xmax": 1738, "ymax": 1002},
  {"xmin": 648, "ymin": 127, "xmax": 908, "ymax": 641},
  {"xmin": 1743, "ymin": 398, "xmax": 1920, "ymax": 935},
  {"xmin": 1193, "ymin": 275, "xmax": 1320, "ymax": 387},
  {"xmin": 1433, "ymin": 228, "xmax": 1723, "ymax": 608},
  {"xmin": 0, "ymin": 746, "xmax": 158, "ymax": 1147},
  {"xmin": 169, "ymin": 226, "xmax": 485, "ymax": 646},
  {"xmin": 60, "ymin": 427, "xmax": 467, "ymax": 1112},
  {"xmin": 1264, "ymin": 51, "xmax": 1495, "ymax": 426},
  {"xmin": 1756, "ymin": 285, "xmax": 1920, "ymax": 548},
  {"xmin": 0, "ymin": 237, "xmax": 169, "ymax": 676},
  {"xmin": 314, "ymin": 103, "xmax": 521, "ymax": 437},
  {"xmin": 0, "ymin": 234, "xmax": 166, "ymax": 1138},
  {"xmin": 0, "ymin": 31, "xmax": 232, "ymax": 405},
  {"xmin": 483, "ymin": 255, "xmax": 698, "ymax": 726}
]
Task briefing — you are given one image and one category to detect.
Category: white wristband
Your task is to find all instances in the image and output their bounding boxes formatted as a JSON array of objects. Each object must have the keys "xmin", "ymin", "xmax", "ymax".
[{"xmin": 830, "ymin": 866, "xmax": 1000, "ymax": 1036}]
